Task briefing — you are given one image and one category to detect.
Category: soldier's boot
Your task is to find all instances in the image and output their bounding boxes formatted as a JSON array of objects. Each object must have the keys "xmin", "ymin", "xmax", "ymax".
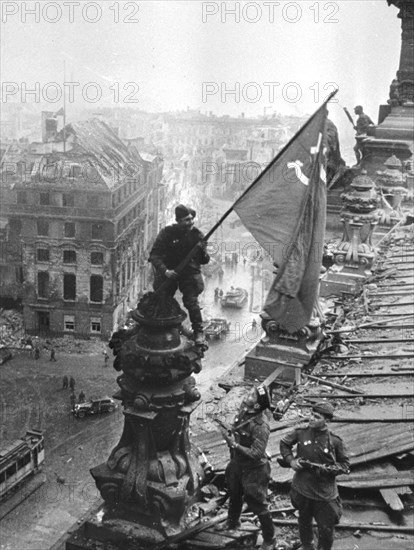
[
  {"xmin": 299, "ymin": 520, "xmax": 315, "ymax": 550},
  {"xmin": 193, "ymin": 330, "xmax": 205, "ymax": 345},
  {"xmin": 258, "ymin": 512, "xmax": 276, "ymax": 550},
  {"xmin": 215, "ymin": 518, "xmax": 242, "ymax": 531},
  {"xmin": 317, "ymin": 525, "xmax": 334, "ymax": 550},
  {"xmin": 191, "ymin": 321, "xmax": 206, "ymax": 345}
]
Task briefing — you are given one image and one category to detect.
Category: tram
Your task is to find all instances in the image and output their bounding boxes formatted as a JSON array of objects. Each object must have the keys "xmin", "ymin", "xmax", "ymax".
[{"xmin": 0, "ymin": 429, "xmax": 44, "ymax": 500}]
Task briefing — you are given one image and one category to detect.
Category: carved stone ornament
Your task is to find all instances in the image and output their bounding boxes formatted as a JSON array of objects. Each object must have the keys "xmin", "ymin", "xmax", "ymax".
[
  {"xmin": 375, "ymin": 155, "xmax": 408, "ymax": 224},
  {"xmin": 90, "ymin": 292, "xmax": 208, "ymax": 539},
  {"xmin": 333, "ymin": 173, "xmax": 379, "ymax": 270}
]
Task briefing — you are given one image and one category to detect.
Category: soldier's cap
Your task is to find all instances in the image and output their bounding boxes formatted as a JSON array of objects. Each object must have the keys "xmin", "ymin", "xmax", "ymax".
[
  {"xmin": 354, "ymin": 105, "xmax": 363, "ymax": 112},
  {"xmin": 312, "ymin": 401, "xmax": 334, "ymax": 419},
  {"xmin": 175, "ymin": 204, "xmax": 196, "ymax": 221}
]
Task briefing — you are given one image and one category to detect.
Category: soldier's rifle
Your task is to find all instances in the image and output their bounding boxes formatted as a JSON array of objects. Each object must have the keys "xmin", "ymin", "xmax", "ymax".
[
  {"xmin": 213, "ymin": 417, "xmax": 233, "ymax": 435},
  {"xmin": 277, "ymin": 456, "xmax": 349, "ymax": 475}
]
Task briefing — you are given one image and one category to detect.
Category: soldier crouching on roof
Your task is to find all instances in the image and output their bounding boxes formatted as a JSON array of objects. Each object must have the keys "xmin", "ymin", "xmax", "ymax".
[
  {"xmin": 217, "ymin": 385, "xmax": 276, "ymax": 550},
  {"xmin": 149, "ymin": 204, "xmax": 210, "ymax": 345},
  {"xmin": 280, "ymin": 401, "xmax": 350, "ymax": 550}
]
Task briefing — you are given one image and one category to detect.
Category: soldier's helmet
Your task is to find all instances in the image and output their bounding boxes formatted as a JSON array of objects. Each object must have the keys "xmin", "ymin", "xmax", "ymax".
[{"xmin": 243, "ymin": 385, "xmax": 274, "ymax": 412}]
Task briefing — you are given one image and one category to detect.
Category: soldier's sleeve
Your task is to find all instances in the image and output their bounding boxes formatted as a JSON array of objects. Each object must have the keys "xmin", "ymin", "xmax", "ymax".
[
  {"xmin": 235, "ymin": 422, "xmax": 269, "ymax": 461},
  {"xmin": 333, "ymin": 434, "xmax": 350, "ymax": 475},
  {"xmin": 280, "ymin": 429, "xmax": 299, "ymax": 464},
  {"xmin": 149, "ymin": 228, "xmax": 168, "ymax": 273}
]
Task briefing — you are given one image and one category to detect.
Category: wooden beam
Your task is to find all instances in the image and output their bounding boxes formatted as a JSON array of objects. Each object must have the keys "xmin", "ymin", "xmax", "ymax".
[
  {"xmin": 330, "ymin": 417, "xmax": 414, "ymax": 423},
  {"xmin": 328, "ymin": 354, "xmax": 414, "ymax": 360},
  {"xmin": 337, "ymin": 470, "xmax": 414, "ymax": 489},
  {"xmin": 343, "ymin": 338, "xmax": 413, "ymax": 344},
  {"xmin": 305, "ymin": 374, "xmax": 364, "ymax": 394},
  {"xmin": 328, "ymin": 314, "xmax": 414, "ymax": 334},
  {"xmin": 270, "ymin": 519, "xmax": 414, "ymax": 533},
  {"xmin": 312, "ymin": 371, "xmax": 414, "ymax": 378},
  {"xmin": 305, "ymin": 391, "xmax": 414, "ymax": 398}
]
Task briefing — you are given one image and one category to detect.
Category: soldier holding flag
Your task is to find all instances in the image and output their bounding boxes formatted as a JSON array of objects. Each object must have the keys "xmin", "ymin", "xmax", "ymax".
[{"xmin": 149, "ymin": 204, "xmax": 210, "ymax": 344}]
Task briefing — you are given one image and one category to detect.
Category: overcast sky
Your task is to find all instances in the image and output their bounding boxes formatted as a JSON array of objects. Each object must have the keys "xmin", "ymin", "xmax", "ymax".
[{"xmin": 1, "ymin": 0, "xmax": 402, "ymax": 158}]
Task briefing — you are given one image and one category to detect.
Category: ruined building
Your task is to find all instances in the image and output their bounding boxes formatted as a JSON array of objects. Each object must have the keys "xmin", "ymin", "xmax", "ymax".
[{"xmin": 0, "ymin": 118, "xmax": 164, "ymax": 338}]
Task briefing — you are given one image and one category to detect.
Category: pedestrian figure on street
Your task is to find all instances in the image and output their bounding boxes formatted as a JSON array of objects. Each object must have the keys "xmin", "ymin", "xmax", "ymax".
[
  {"xmin": 252, "ymin": 318, "xmax": 258, "ymax": 329},
  {"xmin": 70, "ymin": 391, "xmax": 76, "ymax": 412},
  {"xmin": 149, "ymin": 204, "xmax": 210, "ymax": 345},
  {"xmin": 217, "ymin": 385, "xmax": 276, "ymax": 550},
  {"xmin": 69, "ymin": 376, "xmax": 75, "ymax": 392},
  {"xmin": 34, "ymin": 347, "xmax": 40, "ymax": 360},
  {"xmin": 62, "ymin": 375, "xmax": 68, "ymax": 390},
  {"xmin": 78, "ymin": 390, "xmax": 86, "ymax": 403},
  {"xmin": 218, "ymin": 288, "xmax": 224, "ymax": 298},
  {"xmin": 50, "ymin": 348, "xmax": 56, "ymax": 361},
  {"xmin": 280, "ymin": 401, "xmax": 350, "ymax": 550},
  {"xmin": 103, "ymin": 349, "xmax": 109, "ymax": 367},
  {"xmin": 214, "ymin": 287, "xmax": 220, "ymax": 301},
  {"xmin": 243, "ymin": 256, "xmax": 247, "ymax": 267},
  {"xmin": 218, "ymin": 267, "xmax": 224, "ymax": 283}
]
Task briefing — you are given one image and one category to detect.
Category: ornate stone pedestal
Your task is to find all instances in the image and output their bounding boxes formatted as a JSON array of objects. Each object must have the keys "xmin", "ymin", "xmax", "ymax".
[
  {"xmin": 66, "ymin": 293, "xmax": 208, "ymax": 550},
  {"xmin": 244, "ymin": 289, "xmax": 325, "ymax": 384},
  {"xmin": 320, "ymin": 173, "xmax": 379, "ymax": 296}
]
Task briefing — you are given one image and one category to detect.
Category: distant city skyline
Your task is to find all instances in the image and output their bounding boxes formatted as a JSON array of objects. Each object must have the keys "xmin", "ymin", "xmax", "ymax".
[{"xmin": 1, "ymin": 1, "xmax": 402, "ymax": 163}]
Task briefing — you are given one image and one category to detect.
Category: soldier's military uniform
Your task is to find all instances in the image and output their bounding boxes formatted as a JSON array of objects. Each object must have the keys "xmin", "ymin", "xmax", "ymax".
[
  {"xmin": 353, "ymin": 106, "xmax": 374, "ymax": 164},
  {"xmin": 149, "ymin": 205, "xmax": 210, "ymax": 335},
  {"xmin": 221, "ymin": 386, "xmax": 275, "ymax": 549},
  {"xmin": 280, "ymin": 411, "xmax": 350, "ymax": 550}
]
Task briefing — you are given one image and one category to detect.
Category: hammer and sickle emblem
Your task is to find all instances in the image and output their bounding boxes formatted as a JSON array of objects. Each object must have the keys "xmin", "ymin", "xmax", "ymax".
[
  {"xmin": 286, "ymin": 160, "xmax": 309, "ymax": 186},
  {"xmin": 286, "ymin": 132, "xmax": 325, "ymax": 186}
]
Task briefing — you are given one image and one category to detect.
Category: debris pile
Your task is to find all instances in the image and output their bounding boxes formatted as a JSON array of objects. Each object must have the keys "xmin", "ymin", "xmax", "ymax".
[
  {"xmin": 0, "ymin": 309, "xmax": 24, "ymax": 347},
  {"xmin": 0, "ymin": 309, "xmax": 105, "ymax": 354}
]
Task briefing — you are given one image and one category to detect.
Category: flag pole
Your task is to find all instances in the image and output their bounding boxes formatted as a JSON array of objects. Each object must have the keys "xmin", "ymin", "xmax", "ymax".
[
  {"xmin": 202, "ymin": 88, "xmax": 338, "ymax": 242},
  {"xmin": 154, "ymin": 89, "xmax": 338, "ymax": 293}
]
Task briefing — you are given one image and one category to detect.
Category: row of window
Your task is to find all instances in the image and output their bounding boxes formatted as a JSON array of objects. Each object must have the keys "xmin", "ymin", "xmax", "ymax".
[
  {"xmin": 17, "ymin": 191, "xmax": 107, "ymax": 208},
  {"xmin": 112, "ymin": 179, "xmax": 142, "ymax": 207},
  {"xmin": 117, "ymin": 198, "xmax": 145, "ymax": 236},
  {"xmin": 37, "ymin": 249, "xmax": 104, "ymax": 265},
  {"xmin": 17, "ymin": 180, "xmax": 142, "ymax": 209},
  {"xmin": 64, "ymin": 315, "xmax": 102, "ymax": 334},
  {"xmin": 37, "ymin": 272, "xmax": 104, "ymax": 302},
  {"xmin": 37, "ymin": 221, "xmax": 104, "ymax": 240}
]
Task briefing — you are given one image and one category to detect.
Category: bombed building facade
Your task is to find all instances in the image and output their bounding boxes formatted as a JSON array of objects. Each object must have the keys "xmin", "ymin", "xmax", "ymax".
[{"xmin": 0, "ymin": 117, "xmax": 164, "ymax": 339}]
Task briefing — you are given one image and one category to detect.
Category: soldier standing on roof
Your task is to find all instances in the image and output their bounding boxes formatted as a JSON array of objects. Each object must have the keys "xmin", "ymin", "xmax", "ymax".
[
  {"xmin": 280, "ymin": 401, "xmax": 350, "ymax": 550},
  {"xmin": 149, "ymin": 204, "xmax": 210, "ymax": 345},
  {"xmin": 353, "ymin": 105, "xmax": 374, "ymax": 165},
  {"xmin": 217, "ymin": 385, "xmax": 276, "ymax": 550}
]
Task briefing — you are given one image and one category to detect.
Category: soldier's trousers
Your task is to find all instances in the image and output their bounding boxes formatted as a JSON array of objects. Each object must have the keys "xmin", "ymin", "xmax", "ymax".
[
  {"xmin": 226, "ymin": 460, "xmax": 274, "ymax": 542},
  {"xmin": 153, "ymin": 271, "xmax": 204, "ymax": 331},
  {"xmin": 290, "ymin": 488, "xmax": 342, "ymax": 550}
]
